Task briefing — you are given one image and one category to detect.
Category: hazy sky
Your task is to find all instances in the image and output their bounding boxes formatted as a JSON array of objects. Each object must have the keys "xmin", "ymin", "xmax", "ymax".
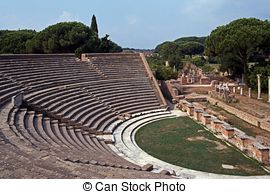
[{"xmin": 0, "ymin": 0, "xmax": 269, "ymax": 48}]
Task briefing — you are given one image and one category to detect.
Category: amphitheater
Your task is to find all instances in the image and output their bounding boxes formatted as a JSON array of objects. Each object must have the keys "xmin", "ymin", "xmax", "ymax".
[{"xmin": 0, "ymin": 53, "xmax": 269, "ymax": 179}]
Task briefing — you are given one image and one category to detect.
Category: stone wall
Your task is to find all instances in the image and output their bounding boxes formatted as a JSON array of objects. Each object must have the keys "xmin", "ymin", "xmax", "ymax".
[
  {"xmin": 207, "ymin": 97, "xmax": 270, "ymax": 132},
  {"xmin": 160, "ymin": 80, "xmax": 174, "ymax": 101},
  {"xmin": 179, "ymin": 99, "xmax": 270, "ymax": 164}
]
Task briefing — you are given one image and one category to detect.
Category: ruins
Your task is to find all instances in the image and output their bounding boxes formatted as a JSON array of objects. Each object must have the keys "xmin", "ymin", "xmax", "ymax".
[
  {"xmin": 0, "ymin": 53, "xmax": 170, "ymax": 178},
  {"xmin": 163, "ymin": 60, "xmax": 270, "ymax": 167},
  {"xmin": 178, "ymin": 63, "xmax": 209, "ymax": 85},
  {"xmin": 179, "ymin": 100, "xmax": 270, "ymax": 164},
  {"xmin": 1, "ymin": 53, "xmax": 270, "ymax": 178}
]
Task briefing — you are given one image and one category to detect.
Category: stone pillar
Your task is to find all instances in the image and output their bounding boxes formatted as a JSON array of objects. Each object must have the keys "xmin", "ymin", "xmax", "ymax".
[
  {"xmin": 257, "ymin": 74, "xmax": 262, "ymax": 99},
  {"xmin": 233, "ymin": 87, "xmax": 236, "ymax": 93},
  {"xmin": 240, "ymin": 87, "xmax": 243, "ymax": 96},
  {"xmin": 268, "ymin": 76, "xmax": 270, "ymax": 102},
  {"xmin": 248, "ymin": 88, "xmax": 252, "ymax": 98}
]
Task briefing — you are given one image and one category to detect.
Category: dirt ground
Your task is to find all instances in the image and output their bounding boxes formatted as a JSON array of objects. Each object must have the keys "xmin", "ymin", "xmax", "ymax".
[
  {"xmin": 187, "ymin": 136, "xmax": 227, "ymax": 151},
  {"xmin": 233, "ymin": 95, "xmax": 270, "ymax": 120},
  {"xmin": 183, "ymin": 87, "xmax": 213, "ymax": 94}
]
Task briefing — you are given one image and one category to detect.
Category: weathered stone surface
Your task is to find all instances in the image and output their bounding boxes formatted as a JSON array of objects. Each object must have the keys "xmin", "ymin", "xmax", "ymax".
[
  {"xmin": 142, "ymin": 164, "xmax": 154, "ymax": 171},
  {"xmin": 160, "ymin": 170, "xmax": 171, "ymax": 175},
  {"xmin": 12, "ymin": 93, "xmax": 23, "ymax": 108}
]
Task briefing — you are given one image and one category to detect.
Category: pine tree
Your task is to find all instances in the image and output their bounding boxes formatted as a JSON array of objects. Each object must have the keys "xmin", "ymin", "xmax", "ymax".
[{"xmin": 90, "ymin": 15, "xmax": 99, "ymax": 35}]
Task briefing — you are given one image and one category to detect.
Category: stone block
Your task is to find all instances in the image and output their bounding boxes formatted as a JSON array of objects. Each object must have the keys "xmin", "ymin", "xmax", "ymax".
[
  {"xmin": 194, "ymin": 109, "xmax": 203, "ymax": 121},
  {"xmin": 160, "ymin": 170, "xmax": 171, "ymax": 175},
  {"xmin": 12, "ymin": 93, "xmax": 23, "ymax": 108},
  {"xmin": 221, "ymin": 125, "xmax": 234, "ymax": 139},
  {"xmin": 142, "ymin": 164, "xmax": 154, "ymax": 171},
  {"xmin": 210, "ymin": 119, "xmax": 223, "ymax": 132},
  {"xmin": 201, "ymin": 113, "xmax": 211, "ymax": 125},
  {"xmin": 186, "ymin": 104, "xmax": 195, "ymax": 116},
  {"xmin": 252, "ymin": 143, "xmax": 269, "ymax": 164}
]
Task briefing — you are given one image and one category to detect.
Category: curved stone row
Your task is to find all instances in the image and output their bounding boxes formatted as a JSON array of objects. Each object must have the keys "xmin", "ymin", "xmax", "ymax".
[
  {"xmin": 112, "ymin": 110, "xmax": 270, "ymax": 179},
  {"xmin": 0, "ymin": 102, "xmax": 169, "ymax": 178},
  {"xmin": 6, "ymin": 106, "xmax": 141, "ymax": 169},
  {"xmin": 24, "ymin": 78, "xmax": 161, "ymax": 134},
  {"xmin": 0, "ymin": 53, "xmax": 169, "ymax": 178}
]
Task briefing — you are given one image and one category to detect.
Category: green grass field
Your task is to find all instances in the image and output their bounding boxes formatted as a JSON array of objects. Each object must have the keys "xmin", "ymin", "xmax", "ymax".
[{"xmin": 135, "ymin": 117, "xmax": 269, "ymax": 176}]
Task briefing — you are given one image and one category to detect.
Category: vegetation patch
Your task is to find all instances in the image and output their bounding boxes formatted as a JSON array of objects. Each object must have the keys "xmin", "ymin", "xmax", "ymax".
[
  {"xmin": 135, "ymin": 117, "xmax": 268, "ymax": 176},
  {"xmin": 0, "ymin": 15, "xmax": 122, "ymax": 56}
]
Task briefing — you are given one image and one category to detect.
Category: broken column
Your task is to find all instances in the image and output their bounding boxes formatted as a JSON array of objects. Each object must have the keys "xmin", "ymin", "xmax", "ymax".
[
  {"xmin": 240, "ymin": 87, "xmax": 243, "ymax": 96},
  {"xmin": 257, "ymin": 74, "xmax": 262, "ymax": 99},
  {"xmin": 233, "ymin": 87, "xmax": 236, "ymax": 93},
  {"xmin": 248, "ymin": 88, "xmax": 252, "ymax": 98}
]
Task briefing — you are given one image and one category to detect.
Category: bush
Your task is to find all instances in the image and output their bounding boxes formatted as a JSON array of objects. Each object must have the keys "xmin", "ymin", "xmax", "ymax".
[
  {"xmin": 191, "ymin": 56, "xmax": 206, "ymax": 67},
  {"xmin": 201, "ymin": 64, "xmax": 215, "ymax": 74},
  {"xmin": 155, "ymin": 65, "xmax": 178, "ymax": 80},
  {"xmin": 147, "ymin": 55, "xmax": 178, "ymax": 80}
]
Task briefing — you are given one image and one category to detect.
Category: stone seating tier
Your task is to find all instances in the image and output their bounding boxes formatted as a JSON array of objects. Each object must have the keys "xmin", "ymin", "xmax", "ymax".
[
  {"xmin": 7, "ymin": 107, "xmax": 141, "ymax": 168},
  {"xmin": 0, "ymin": 53, "xmax": 167, "ymax": 178}
]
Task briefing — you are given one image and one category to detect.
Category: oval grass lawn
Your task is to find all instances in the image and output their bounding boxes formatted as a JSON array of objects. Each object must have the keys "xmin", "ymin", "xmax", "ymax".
[{"xmin": 135, "ymin": 117, "xmax": 269, "ymax": 176}]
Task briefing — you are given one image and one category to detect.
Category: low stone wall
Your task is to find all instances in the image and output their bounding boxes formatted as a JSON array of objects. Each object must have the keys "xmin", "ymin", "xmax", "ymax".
[
  {"xmin": 207, "ymin": 97, "xmax": 270, "ymax": 133},
  {"xmin": 261, "ymin": 122, "xmax": 270, "ymax": 131},
  {"xmin": 179, "ymin": 99, "xmax": 270, "ymax": 164}
]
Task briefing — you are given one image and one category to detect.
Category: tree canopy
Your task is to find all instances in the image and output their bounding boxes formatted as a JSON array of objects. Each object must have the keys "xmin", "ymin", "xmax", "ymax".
[
  {"xmin": 26, "ymin": 22, "xmax": 100, "ymax": 54},
  {"xmin": 155, "ymin": 42, "xmax": 180, "ymax": 60},
  {"xmin": 205, "ymin": 18, "xmax": 270, "ymax": 79},
  {"xmin": 175, "ymin": 36, "xmax": 206, "ymax": 45},
  {"xmin": 90, "ymin": 14, "xmax": 99, "ymax": 35},
  {"xmin": 247, "ymin": 63, "xmax": 270, "ymax": 91},
  {"xmin": 0, "ymin": 30, "xmax": 36, "ymax": 54},
  {"xmin": 0, "ymin": 21, "xmax": 122, "ymax": 56},
  {"xmin": 179, "ymin": 41, "xmax": 205, "ymax": 56},
  {"xmin": 148, "ymin": 36, "xmax": 206, "ymax": 81},
  {"xmin": 155, "ymin": 36, "xmax": 206, "ymax": 63},
  {"xmin": 98, "ymin": 34, "xmax": 122, "ymax": 53}
]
